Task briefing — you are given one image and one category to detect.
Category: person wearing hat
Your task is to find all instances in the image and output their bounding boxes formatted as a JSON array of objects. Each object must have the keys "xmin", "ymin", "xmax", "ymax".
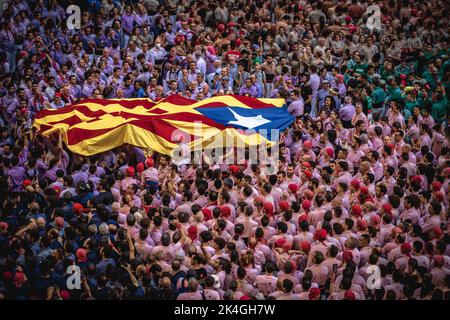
[{"xmin": 49, "ymin": 92, "xmax": 65, "ymax": 109}]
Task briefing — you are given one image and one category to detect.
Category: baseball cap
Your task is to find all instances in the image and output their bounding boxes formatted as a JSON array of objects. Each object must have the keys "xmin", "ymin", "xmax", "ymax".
[
  {"xmin": 300, "ymin": 241, "xmax": 311, "ymax": 253},
  {"xmin": 309, "ymin": 288, "xmax": 321, "ymax": 300},
  {"xmin": 342, "ymin": 250, "xmax": 353, "ymax": 262},
  {"xmin": 351, "ymin": 204, "xmax": 362, "ymax": 216},
  {"xmin": 23, "ymin": 179, "xmax": 32, "ymax": 188},
  {"xmin": 76, "ymin": 248, "xmax": 87, "ymax": 262},
  {"xmin": 344, "ymin": 290, "xmax": 356, "ymax": 300},
  {"xmin": 314, "ymin": 229, "xmax": 327, "ymax": 241},
  {"xmin": 301, "ymin": 199, "xmax": 311, "ymax": 210},
  {"xmin": 431, "ymin": 181, "xmax": 442, "ymax": 191},
  {"xmin": 126, "ymin": 166, "xmax": 135, "ymax": 177},
  {"xmin": 288, "ymin": 183, "xmax": 299, "ymax": 193},
  {"xmin": 279, "ymin": 201, "xmax": 290, "ymax": 212}
]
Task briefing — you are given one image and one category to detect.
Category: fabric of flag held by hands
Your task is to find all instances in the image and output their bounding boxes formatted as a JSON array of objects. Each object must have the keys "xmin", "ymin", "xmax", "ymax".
[{"xmin": 33, "ymin": 95, "xmax": 293, "ymax": 156}]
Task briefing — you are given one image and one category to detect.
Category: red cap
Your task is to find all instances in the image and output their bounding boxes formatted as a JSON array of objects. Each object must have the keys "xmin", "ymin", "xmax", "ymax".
[
  {"xmin": 370, "ymin": 215, "xmax": 381, "ymax": 226},
  {"xmin": 217, "ymin": 23, "xmax": 225, "ymax": 32},
  {"xmin": 309, "ymin": 288, "xmax": 321, "ymax": 300},
  {"xmin": 136, "ymin": 162, "xmax": 145, "ymax": 173},
  {"xmin": 202, "ymin": 208, "xmax": 212, "ymax": 221},
  {"xmin": 229, "ymin": 165, "xmax": 239, "ymax": 174},
  {"xmin": 314, "ymin": 229, "xmax": 327, "ymax": 241},
  {"xmin": 444, "ymin": 167, "xmax": 450, "ymax": 175},
  {"xmin": 220, "ymin": 205, "xmax": 231, "ymax": 218},
  {"xmin": 288, "ymin": 183, "xmax": 299, "ymax": 193},
  {"xmin": 52, "ymin": 185, "xmax": 61, "ymax": 195},
  {"xmin": 302, "ymin": 161, "xmax": 311, "ymax": 168},
  {"xmin": 240, "ymin": 295, "xmax": 251, "ymax": 300},
  {"xmin": 344, "ymin": 290, "xmax": 356, "ymax": 300},
  {"xmin": 301, "ymin": 199, "xmax": 311, "ymax": 211},
  {"xmin": 54, "ymin": 92, "xmax": 62, "ymax": 98},
  {"xmin": 126, "ymin": 166, "xmax": 135, "ymax": 177},
  {"xmin": 20, "ymin": 107, "xmax": 28, "ymax": 115},
  {"xmin": 145, "ymin": 157, "xmax": 154, "ymax": 168},
  {"xmin": 352, "ymin": 204, "xmax": 362, "ymax": 216},
  {"xmin": 343, "ymin": 250, "xmax": 353, "ymax": 263},
  {"xmin": 350, "ymin": 179, "xmax": 360, "ymax": 189},
  {"xmin": 411, "ymin": 175, "xmax": 422, "ymax": 183},
  {"xmin": 298, "ymin": 214, "xmax": 309, "ymax": 224},
  {"xmin": 433, "ymin": 255, "xmax": 445, "ymax": 268},
  {"xmin": 303, "ymin": 140, "xmax": 312, "ymax": 149},
  {"xmin": 60, "ymin": 290, "xmax": 71, "ymax": 300},
  {"xmin": 279, "ymin": 201, "xmax": 290, "ymax": 212},
  {"xmin": 431, "ymin": 181, "xmax": 442, "ymax": 191},
  {"xmin": 357, "ymin": 219, "xmax": 367, "ymax": 230},
  {"xmin": 23, "ymin": 179, "xmax": 32, "ymax": 188},
  {"xmin": 73, "ymin": 203, "xmax": 84, "ymax": 214},
  {"xmin": 263, "ymin": 202, "xmax": 274, "ymax": 216},
  {"xmin": 187, "ymin": 225, "xmax": 198, "ymax": 240},
  {"xmin": 345, "ymin": 16, "xmax": 352, "ymax": 22},
  {"xmin": 382, "ymin": 203, "xmax": 392, "ymax": 214},
  {"xmin": 0, "ymin": 222, "xmax": 8, "ymax": 231},
  {"xmin": 401, "ymin": 242, "xmax": 412, "ymax": 254},
  {"xmin": 76, "ymin": 248, "xmax": 87, "ymax": 262},
  {"xmin": 300, "ymin": 241, "xmax": 311, "ymax": 253},
  {"xmin": 359, "ymin": 186, "xmax": 369, "ymax": 195},
  {"xmin": 325, "ymin": 147, "xmax": 334, "ymax": 157}
]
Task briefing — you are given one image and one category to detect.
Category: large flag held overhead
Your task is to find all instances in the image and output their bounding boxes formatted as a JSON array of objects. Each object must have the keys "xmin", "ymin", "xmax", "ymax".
[{"xmin": 34, "ymin": 95, "xmax": 294, "ymax": 156}]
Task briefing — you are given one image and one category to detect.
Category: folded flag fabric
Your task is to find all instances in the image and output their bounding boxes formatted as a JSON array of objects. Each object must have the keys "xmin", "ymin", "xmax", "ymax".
[{"xmin": 33, "ymin": 94, "xmax": 293, "ymax": 156}]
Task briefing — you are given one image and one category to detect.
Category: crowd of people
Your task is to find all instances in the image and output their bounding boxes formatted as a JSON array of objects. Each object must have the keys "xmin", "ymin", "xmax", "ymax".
[{"xmin": 0, "ymin": 0, "xmax": 449, "ymax": 300}]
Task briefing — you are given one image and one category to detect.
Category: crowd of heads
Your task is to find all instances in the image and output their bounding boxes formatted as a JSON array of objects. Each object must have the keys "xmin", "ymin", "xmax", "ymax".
[{"xmin": 0, "ymin": 0, "xmax": 449, "ymax": 300}]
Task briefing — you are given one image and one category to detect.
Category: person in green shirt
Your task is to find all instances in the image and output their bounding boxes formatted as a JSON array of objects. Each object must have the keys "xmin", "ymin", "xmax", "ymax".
[
  {"xmin": 404, "ymin": 90, "xmax": 419, "ymax": 118},
  {"xmin": 422, "ymin": 43, "xmax": 435, "ymax": 63},
  {"xmin": 380, "ymin": 60, "xmax": 395, "ymax": 81},
  {"xmin": 350, "ymin": 53, "xmax": 367, "ymax": 76},
  {"xmin": 421, "ymin": 64, "xmax": 440, "ymax": 91},
  {"xmin": 431, "ymin": 86, "xmax": 448, "ymax": 124},
  {"xmin": 386, "ymin": 77, "xmax": 403, "ymax": 102},
  {"xmin": 371, "ymin": 79, "xmax": 386, "ymax": 116},
  {"xmin": 361, "ymin": 86, "xmax": 373, "ymax": 115},
  {"xmin": 417, "ymin": 86, "xmax": 432, "ymax": 109}
]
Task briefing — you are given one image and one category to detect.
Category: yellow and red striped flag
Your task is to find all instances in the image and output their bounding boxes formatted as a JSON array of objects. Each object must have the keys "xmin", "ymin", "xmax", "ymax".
[{"xmin": 33, "ymin": 95, "xmax": 292, "ymax": 156}]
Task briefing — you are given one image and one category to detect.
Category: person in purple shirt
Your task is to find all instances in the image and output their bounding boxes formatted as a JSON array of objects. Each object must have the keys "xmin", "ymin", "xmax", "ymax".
[
  {"xmin": 238, "ymin": 79, "xmax": 257, "ymax": 97},
  {"xmin": 339, "ymin": 96, "xmax": 356, "ymax": 128},
  {"xmin": 287, "ymin": 89, "xmax": 304, "ymax": 117},
  {"xmin": 7, "ymin": 156, "xmax": 26, "ymax": 191}
]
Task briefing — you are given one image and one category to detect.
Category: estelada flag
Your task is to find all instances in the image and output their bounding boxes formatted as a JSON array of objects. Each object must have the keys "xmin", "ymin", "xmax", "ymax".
[{"xmin": 34, "ymin": 94, "xmax": 294, "ymax": 156}]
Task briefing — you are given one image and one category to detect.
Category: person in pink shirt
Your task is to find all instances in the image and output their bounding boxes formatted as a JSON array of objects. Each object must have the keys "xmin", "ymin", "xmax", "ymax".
[
  {"xmin": 398, "ymin": 194, "xmax": 421, "ymax": 225},
  {"xmin": 351, "ymin": 102, "xmax": 369, "ymax": 129},
  {"xmin": 332, "ymin": 161, "xmax": 353, "ymax": 189},
  {"xmin": 386, "ymin": 100, "xmax": 405, "ymax": 128},
  {"xmin": 120, "ymin": 166, "xmax": 138, "ymax": 191}
]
